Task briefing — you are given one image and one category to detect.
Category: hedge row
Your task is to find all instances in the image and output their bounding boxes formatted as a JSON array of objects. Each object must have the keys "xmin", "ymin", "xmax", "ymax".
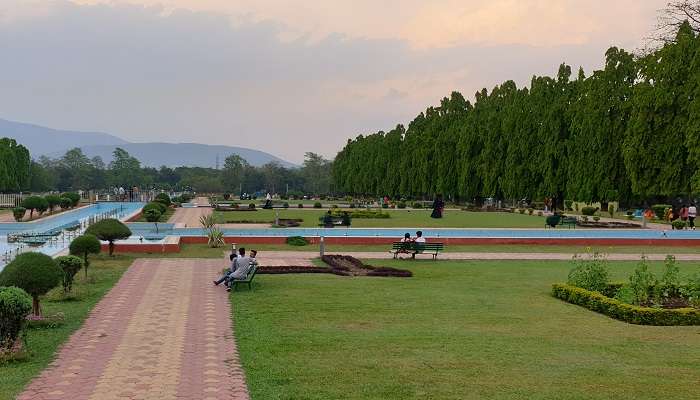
[{"xmin": 551, "ymin": 283, "xmax": 700, "ymax": 326}]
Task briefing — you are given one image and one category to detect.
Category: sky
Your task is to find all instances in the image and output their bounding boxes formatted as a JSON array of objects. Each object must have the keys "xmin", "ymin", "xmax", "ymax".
[{"xmin": 0, "ymin": 0, "xmax": 668, "ymax": 163}]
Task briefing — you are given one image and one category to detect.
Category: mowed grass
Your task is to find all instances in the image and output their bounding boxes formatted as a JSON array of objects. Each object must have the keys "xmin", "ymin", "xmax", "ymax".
[
  {"xmin": 232, "ymin": 259, "xmax": 700, "ymax": 400},
  {"xmin": 214, "ymin": 209, "xmax": 546, "ymax": 228}
]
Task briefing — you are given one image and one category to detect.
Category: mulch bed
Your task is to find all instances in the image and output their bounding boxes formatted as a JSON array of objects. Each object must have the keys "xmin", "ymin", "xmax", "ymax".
[{"xmin": 256, "ymin": 255, "xmax": 412, "ymax": 278}]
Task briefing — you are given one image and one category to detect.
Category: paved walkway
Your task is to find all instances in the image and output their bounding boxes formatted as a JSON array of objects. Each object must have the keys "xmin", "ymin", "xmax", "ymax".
[
  {"xmin": 18, "ymin": 259, "xmax": 249, "ymax": 400},
  {"xmin": 257, "ymin": 250, "xmax": 700, "ymax": 262},
  {"xmin": 168, "ymin": 197, "xmax": 213, "ymax": 227}
]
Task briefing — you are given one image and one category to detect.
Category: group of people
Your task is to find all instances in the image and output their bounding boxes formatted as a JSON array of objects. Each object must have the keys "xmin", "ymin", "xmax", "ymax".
[
  {"xmin": 662, "ymin": 204, "xmax": 698, "ymax": 229},
  {"xmin": 396, "ymin": 230, "xmax": 426, "ymax": 259},
  {"xmin": 213, "ymin": 247, "xmax": 258, "ymax": 291}
]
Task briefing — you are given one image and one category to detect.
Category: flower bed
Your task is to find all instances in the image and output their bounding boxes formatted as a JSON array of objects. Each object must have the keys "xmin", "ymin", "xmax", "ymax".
[
  {"xmin": 551, "ymin": 283, "xmax": 700, "ymax": 326},
  {"xmin": 321, "ymin": 255, "xmax": 412, "ymax": 277}
]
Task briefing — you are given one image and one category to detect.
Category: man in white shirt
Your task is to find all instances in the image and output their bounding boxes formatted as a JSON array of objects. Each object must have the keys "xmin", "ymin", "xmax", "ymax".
[
  {"xmin": 689, "ymin": 204, "xmax": 697, "ymax": 230},
  {"xmin": 412, "ymin": 231, "xmax": 426, "ymax": 259}
]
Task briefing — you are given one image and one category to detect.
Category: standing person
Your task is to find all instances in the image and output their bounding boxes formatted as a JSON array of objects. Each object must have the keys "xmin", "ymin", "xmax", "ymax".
[
  {"xmin": 430, "ymin": 195, "xmax": 445, "ymax": 219},
  {"xmin": 689, "ymin": 203, "xmax": 697, "ymax": 230},
  {"xmin": 681, "ymin": 204, "xmax": 689, "ymax": 226}
]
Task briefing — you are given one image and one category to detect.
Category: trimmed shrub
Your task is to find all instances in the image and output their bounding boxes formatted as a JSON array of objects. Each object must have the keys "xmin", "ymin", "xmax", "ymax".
[
  {"xmin": 298, "ymin": 203, "xmax": 304, "ymax": 208},
  {"xmin": 85, "ymin": 219, "xmax": 132, "ymax": 256},
  {"xmin": 545, "ymin": 214, "xmax": 561, "ymax": 228},
  {"xmin": 283, "ymin": 202, "xmax": 290, "ymax": 208},
  {"xmin": 286, "ymin": 236, "xmax": 309, "ymax": 246},
  {"xmin": 21, "ymin": 196, "xmax": 48, "ymax": 219},
  {"xmin": 593, "ymin": 216, "xmax": 600, "ymax": 222},
  {"xmin": 12, "ymin": 207, "xmax": 25, "ymax": 222},
  {"xmin": 59, "ymin": 197, "xmax": 72, "ymax": 209},
  {"xmin": 69, "ymin": 234, "xmax": 101, "ymax": 278},
  {"xmin": 0, "ymin": 253, "xmax": 62, "ymax": 316},
  {"xmin": 564, "ymin": 200, "xmax": 573, "ymax": 211},
  {"xmin": 651, "ymin": 204, "xmax": 671, "ymax": 220},
  {"xmin": 144, "ymin": 208, "xmax": 162, "ymax": 222},
  {"xmin": 581, "ymin": 206, "xmax": 597, "ymax": 216},
  {"xmin": 44, "ymin": 194, "xmax": 62, "ymax": 213},
  {"xmin": 552, "ymin": 283, "xmax": 700, "ymax": 326},
  {"xmin": 0, "ymin": 286, "xmax": 32, "ymax": 350},
  {"xmin": 672, "ymin": 220, "xmax": 687, "ymax": 230},
  {"xmin": 381, "ymin": 203, "xmax": 389, "ymax": 208},
  {"xmin": 55, "ymin": 256, "xmax": 83, "ymax": 293},
  {"xmin": 248, "ymin": 203, "xmax": 256, "ymax": 210},
  {"xmin": 349, "ymin": 203, "xmax": 356, "ymax": 209},
  {"xmin": 518, "ymin": 208, "xmax": 525, "ymax": 214},
  {"xmin": 313, "ymin": 202, "xmax": 322, "ymax": 208},
  {"xmin": 143, "ymin": 201, "xmax": 166, "ymax": 215},
  {"xmin": 527, "ymin": 208, "xmax": 534, "ymax": 215},
  {"xmin": 412, "ymin": 202, "xmax": 423, "ymax": 209},
  {"xmin": 61, "ymin": 192, "xmax": 81, "ymax": 208},
  {"xmin": 567, "ymin": 252, "xmax": 609, "ymax": 293},
  {"xmin": 397, "ymin": 202, "xmax": 407, "ymax": 209},
  {"xmin": 154, "ymin": 193, "xmax": 171, "ymax": 207}
]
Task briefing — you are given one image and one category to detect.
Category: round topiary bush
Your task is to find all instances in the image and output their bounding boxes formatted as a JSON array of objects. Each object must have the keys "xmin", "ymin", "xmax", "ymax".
[
  {"xmin": 0, "ymin": 252, "xmax": 63, "ymax": 316},
  {"xmin": 298, "ymin": 203, "xmax": 304, "ymax": 208},
  {"xmin": 286, "ymin": 236, "xmax": 309, "ymax": 246},
  {"xmin": 85, "ymin": 219, "xmax": 132, "ymax": 256},
  {"xmin": 313, "ymin": 202, "xmax": 322, "ymax": 208},
  {"xmin": 154, "ymin": 193, "xmax": 171, "ymax": 207},
  {"xmin": 21, "ymin": 196, "xmax": 48, "ymax": 219},
  {"xmin": 61, "ymin": 192, "xmax": 81, "ymax": 208},
  {"xmin": 249, "ymin": 203, "xmax": 256, "ymax": 209},
  {"xmin": 55, "ymin": 255, "xmax": 83, "ymax": 293},
  {"xmin": 59, "ymin": 197, "xmax": 72, "ymax": 209},
  {"xmin": 143, "ymin": 201, "xmax": 166, "ymax": 215},
  {"xmin": 412, "ymin": 202, "xmax": 423, "ymax": 209},
  {"xmin": 651, "ymin": 204, "xmax": 672, "ymax": 220},
  {"xmin": 581, "ymin": 206, "xmax": 597, "ymax": 216},
  {"xmin": 672, "ymin": 220, "xmax": 687, "ymax": 230},
  {"xmin": 44, "ymin": 194, "xmax": 62, "ymax": 213},
  {"xmin": 69, "ymin": 234, "xmax": 101, "ymax": 278},
  {"xmin": 144, "ymin": 208, "xmax": 162, "ymax": 222},
  {"xmin": 12, "ymin": 207, "xmax": 25, "ymax": 222},
  {"xmin": 283, "ymin": 202, "xmax": 289, "ymax": 208},
  {"xmin": 397, "ymin": 202, "xmax": 407, "ymax": 209},
  {"xmin": 0, "ymin": 286, "xmax": 32, "ymax": 350}
]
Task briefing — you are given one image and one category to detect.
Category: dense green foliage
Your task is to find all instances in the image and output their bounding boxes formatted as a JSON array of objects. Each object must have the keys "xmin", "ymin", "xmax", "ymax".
[
  {"xmin": 0, "ymin": 287, "xmax": 32, "ymax": 350},
  {"xmin": 143, "ymin": 201, "xmax": 166, "ymax": 215},
  {"xmin": 552, "ymin": 283, "xmax": 700, "ymax": 325},
  {"xmin": 143, "ymin": 208, "xmax": 162, "ymax": 222},
  {"xmin": 11, "ymin": 207, "xmax": 25, "ymax": 222},
  {"xmin": 55, "ymin": 256, "xmax": 83, "ymax": 293},
  {"xmin": 0, "ymin": 138, "xmax": 30, "ymax": 192},
  {"xmin": 69, "ymin": 234, "xmax": 102, "ymax": 277},
  {"xmin": 44, "ymin": 194, "xmax": 62, "ymax": 213},
  {"xmin": 285, "ymin": 236, "xmax": 309, "ymax": 246},
  {"xmin": 20, "ymin": 196, "xmax": 48, "ymax": 219},
  {"xmin": 60, "ymin": 192, "xmax": 80, "ymax": 208},
  {"xmin": 333, "ymin": 23, "xmax": 700, "ymax": 204},
  {"xmin": 154, "ymin": 193, "xmax": 171, "ymax": 207},
  {"xmin": 0, "ymin": 253, "xmax": 63, "ymax": 316},
  {"xmin": 567, "ymin": 253, "xmax": 610, "ymax": 292},
  {"xmin": 85, "ymin": 219, "xmax": 131, "ymax": 256}
]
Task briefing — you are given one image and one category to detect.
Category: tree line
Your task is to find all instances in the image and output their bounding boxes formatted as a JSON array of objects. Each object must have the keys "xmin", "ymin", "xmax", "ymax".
[
  {"xmin": 332, "ymin": 21, "xmax": 700, "ymax": 207},
  {"xmin": 21, "ymin": 147, "xmax": 331, "ymax": 196},
  {"xmin": 0, "ymin": 138, "xmax": 31, "ymax": 192}
]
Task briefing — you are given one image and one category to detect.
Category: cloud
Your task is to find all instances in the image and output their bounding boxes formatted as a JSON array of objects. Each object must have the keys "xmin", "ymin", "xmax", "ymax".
[{"xmin": 0, "ymin": 1, "xmax": 665, "ymax": 162}]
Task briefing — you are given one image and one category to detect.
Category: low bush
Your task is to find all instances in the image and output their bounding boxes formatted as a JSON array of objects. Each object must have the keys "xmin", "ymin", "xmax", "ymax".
[
  {"xmin": 564, "ymin": 200, "xmax": 573, "ymax": 211},
  {"xmin": 593, "ymin": 216, "xmax": 600, "ymax": 222},
  {"xmin": 537, "ymin": 211, "xmax": 543, "ymax": 216},
  {"xmin": 333, "ymin": 210, "xmax": 389, "ymax": 219},
  {"xmin": 567, "ymin": 252, "xmax": 609, "ymax": 293},
  {"xmin": 651, "ymin": 204, "xmax": 671, "ymax": 220},
  {"xmin": 248, "ymin": 203, "xmax": 256, "ymax": 209},
  {"xmin": 545, "ymin": 214, "xmax": 561, "ymax": 227},
  {"xmin": 143, "ymin": 201, "xmax": 166, "ymax": 215},
  {"xmin": 313, "ymin": 202, "xmax": 322, "ymax": 208},
  {"xmin": 412, "ymin": 202, "xmax": 423, "ymax": 209},
  {"xmin": 286, "ymin": 236, "xmax": 309, "ymax": 246},
  {"xmin": 21, "ymin": 196, "xmax": 48, "ymax": 219},
  {"xmin": 154, "ymin": 193, "xmax": 171, "ymax": 207},
  {"xmin": 397, "ymin": 202, "xmax": 406, "ymax": 209},
  {"xmin": 527, "ymin": 208, "xmax": 534, "ymax": 215},
  {"xmin": 0, "ymin": 286, "xmax": 32, "ymax": 350},
  {"xmin": 12, "ymin": 207, "xmax": 25, "ymax": 222},
  {"xmin": 55, "ymin": 255, "xmax": 83, "ymax": 293},
  {"xmin": 283, "ymin": 202, "xmax": 289, "ymax": 208},
  {"xmin": 381, "ymin": 203, "xmax": 389, "ymax": 208},
  {"xmin": 552, "ymin": 283, "xmax": 700, "ymax": 325},
  {"xmin": 349, "ymin": 203, "xmax": 356, "ymax": 208},
  {"xmin": 673, "ymin": 220, "xmax": 687, "ymax": 230},
  {"xmin": 44, "ymin": 194, "xmax": 62, "ymax": 213},
  {"xmin": 581, "ymin": 206, "xmax": 597, "ymax": 216},
  {"xmin": 518, "ymin": 208, "xmax": 525, "ymax": 214},
  {"xmin": 298, "ymin": 203, "xmax": 304, "ymax": 208},
  {"xmin": 144, "ymin": 208, "xmax": 162, "ymax": 222},
  {"xmin": 629, "ymin": 256, "xmax": 655, "ymax": 305},
  {"xmin": 59, "ymin": 197, "xmax": 72, "ymax": 209},
  {"xmin": 61, "ymin": 192, "xmax": 81, "ymax": 208}
]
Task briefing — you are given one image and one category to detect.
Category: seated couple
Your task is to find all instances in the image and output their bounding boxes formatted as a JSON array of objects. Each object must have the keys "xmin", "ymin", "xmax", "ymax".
[
  {"xmin": 214, "ymin": 247, "xmax": 258, "ymax": 292},
  {"xmin": 398, "ymin": 230, "xmax": 425, "ymax": 259}
]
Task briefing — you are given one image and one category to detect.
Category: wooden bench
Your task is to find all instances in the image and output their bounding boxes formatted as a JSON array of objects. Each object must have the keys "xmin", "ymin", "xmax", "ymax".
[
  {"xmin": 230, "ymin": 264, "xmax": 258, "ymax": 291},
  {"xmin": 391, "ymin": 242, "xmax": 444, "ymax": 260}
]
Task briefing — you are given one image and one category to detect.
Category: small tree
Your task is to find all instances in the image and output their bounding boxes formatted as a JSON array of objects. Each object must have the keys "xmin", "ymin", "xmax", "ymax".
[
  {"xmin": 0, "ymin": 253, "xmax": 63, "ymax": 316},
  {"xmin": 61, "ymin": 192, "xmax": 81, "ymax": 208},
  {"xmin": 154, "ymin": 193, "xmax": 171, "ymax": 207},
  {"xmin": 59, "ymin": 197, "xmax": 72, "ymax": 209},
  {"xmin": 12, "ymin": 207, "xmax": 25, "ymax": 222},
  {"xmin": 55, "ymin": 256, "xmax": 83, "ymax": 293},
  {"xmin": 144, "ymin": 208, "xmax": 161, "ymax": 222},
  {"xmin": 69, "ymin": 234, "xmax": 101, "ymax": 278},
  {"xmin": 21, "ymin": 196, "xmax": 48, "ymax": 219},
  {"xmin": 85, "ymin": 219, "xmax": 131, "ymax": 256},
  {"xmin": 0, "ymin": 286, "xmax": 32, "ymax": 350},
  {"xmin": 44, "ymin": 194, "xmax": 62, "ymax": 213}
]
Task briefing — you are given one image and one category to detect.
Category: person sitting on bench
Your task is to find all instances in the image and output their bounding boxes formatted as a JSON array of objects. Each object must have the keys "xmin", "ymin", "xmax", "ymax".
[
  {"xmin": 396, "ymin": 232, "xmax": 413, "ymax": 258},
  {"xmin": 225, "ymin": 250, "xmax": 257, "ymax": 292},
  {"xmin": 214, "ymin": 247, "xmax": 248, "ymax": 287},
  {"xmin": 411, "ymin": 231, "xmax": 425, "ymax": 259}
]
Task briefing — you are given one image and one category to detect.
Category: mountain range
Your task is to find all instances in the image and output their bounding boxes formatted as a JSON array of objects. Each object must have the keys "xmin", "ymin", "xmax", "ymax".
[{"xmin": 0, "ymin": 118, "xmax": 295, "ymax": 168}]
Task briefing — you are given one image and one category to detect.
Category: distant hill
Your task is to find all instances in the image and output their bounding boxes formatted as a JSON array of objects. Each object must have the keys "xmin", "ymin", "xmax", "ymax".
[{"xmin": 0, "ymin": 118, "xmax": 295, "ymax": 168}]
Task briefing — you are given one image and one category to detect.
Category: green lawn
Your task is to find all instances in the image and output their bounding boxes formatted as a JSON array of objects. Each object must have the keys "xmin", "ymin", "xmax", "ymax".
[
  {"xmin": 244, "ymin": 243, "xmax": 700, "ymax": 254},
  {"xmin": 214, "ymin": 209, "xmax": 546, "ymax": 228},
  {"xmin": 232, "ymin": 259, "xmax": 700, "ymax": 400}
]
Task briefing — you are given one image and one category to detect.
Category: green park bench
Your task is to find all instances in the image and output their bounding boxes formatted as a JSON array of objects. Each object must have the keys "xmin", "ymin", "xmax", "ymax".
[
  {"xmin": 230, "ymin": 264, "xmax": 258, "ymax": 291},
  {"xmin": 391, "ymin": 242, "xmax": 444, "ymax": 260},
  {"xmin": 545, "ymin": 215, "xmax": 577, "ymax": 229}
]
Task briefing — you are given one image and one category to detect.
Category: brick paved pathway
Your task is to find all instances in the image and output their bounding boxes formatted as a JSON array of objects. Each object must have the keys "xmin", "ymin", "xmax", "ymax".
[{"xmin": 18, "ymin": 259, "xmax": 249, "ymax": 400}]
